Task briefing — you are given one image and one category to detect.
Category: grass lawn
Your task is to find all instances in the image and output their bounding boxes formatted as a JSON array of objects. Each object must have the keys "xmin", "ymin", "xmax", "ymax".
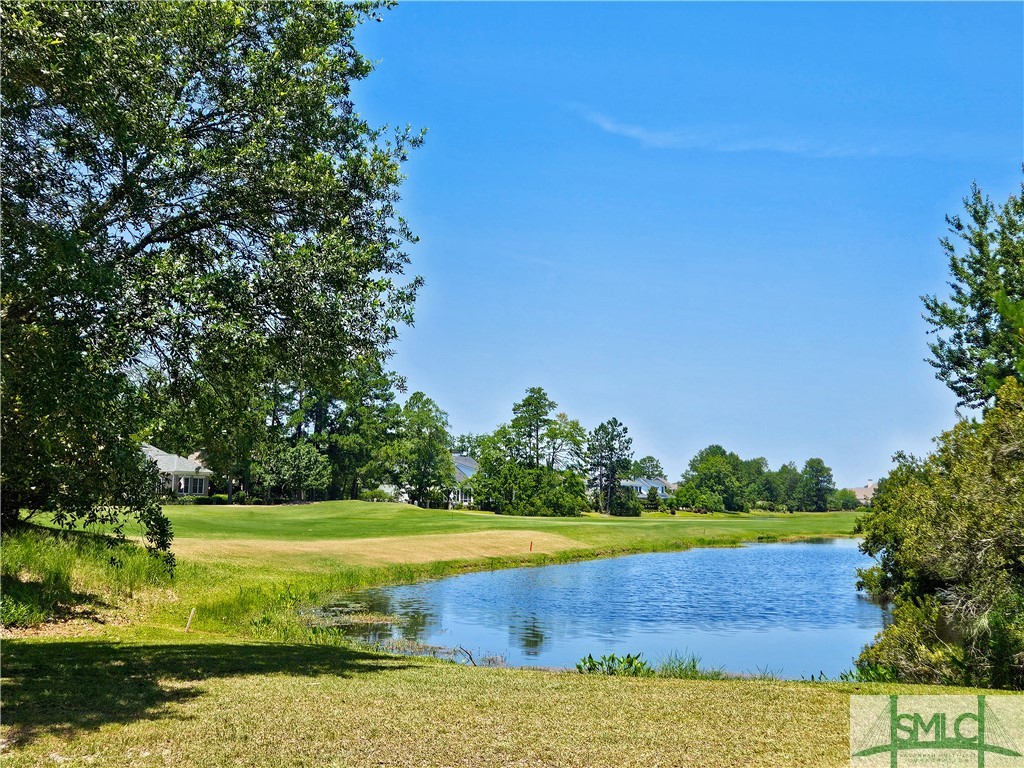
[
  {"xmin": 163, "ymin": 500, "xmax": 859, "ymax": 543},
  {"xmin": 0, "ymin": 502, "xmax": 987, "ymax": 767}
]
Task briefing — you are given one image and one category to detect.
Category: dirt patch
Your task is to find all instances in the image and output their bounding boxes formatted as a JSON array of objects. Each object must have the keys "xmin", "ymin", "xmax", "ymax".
[{"xmin": 169, "ymin": 530, "xmax": 581, "ymax": 566}]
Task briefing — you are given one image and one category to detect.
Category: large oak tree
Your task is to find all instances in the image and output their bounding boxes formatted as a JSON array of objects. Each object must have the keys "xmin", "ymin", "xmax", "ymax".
[{"xmin": 1, "ymin": 1, "xmax": 421, "ymax": 552}]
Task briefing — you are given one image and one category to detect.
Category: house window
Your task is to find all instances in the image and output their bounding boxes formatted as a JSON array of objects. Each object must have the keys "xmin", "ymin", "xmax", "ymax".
[{"xmin": 195, "ymin": 478, "xmax": 204, "ymax": 495}]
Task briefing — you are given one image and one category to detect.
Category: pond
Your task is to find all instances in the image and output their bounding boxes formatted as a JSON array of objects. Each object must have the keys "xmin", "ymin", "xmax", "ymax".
[{"xmin": 328, "ymin": 538, "xmax": 885, "ymax": 679}]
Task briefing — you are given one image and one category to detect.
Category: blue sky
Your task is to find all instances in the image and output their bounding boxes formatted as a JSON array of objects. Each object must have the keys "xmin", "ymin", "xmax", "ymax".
[{"xmin": 352, "ymin": 2, "xmax": 1023, "ymax": 487}]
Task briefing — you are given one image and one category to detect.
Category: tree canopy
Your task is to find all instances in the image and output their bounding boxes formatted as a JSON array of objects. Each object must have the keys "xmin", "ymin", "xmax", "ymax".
[
  {"xmin": 856, "ymin": 176, "xmax": 1024, "ymax": 689},
  {"xmin": 588, "ymin": 418, "xmax": 634, "ymax": 515},
  {"xmin": 630, "ymin": 455, "xmax": 665, "ymax": 480},
  {"xmin": 922, "ymin": 177, "xmax": 1024, "ymax": 409},
  {"xmin": 472, "ymin": 388, "xmax": 588, "ymax": 516},
  {"xmin": 394, "ymin": 393, "xmax": 455, "ymax": 507},
  {"xmin": 1, "ymin": 0, "xmax": 421, "ymax": 549}
]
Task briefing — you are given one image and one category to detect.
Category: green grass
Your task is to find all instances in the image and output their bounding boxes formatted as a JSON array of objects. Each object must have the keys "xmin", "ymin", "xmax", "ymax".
[
  {"xmin": 161, "ymin": 500, "xmax": 858, "ymax": 545},
  {"xmin": 2, "ymin": 629, "xmax": 1011, "ymax": 768},
  {"xmin": 5, "ymin": 501, "xmax": 976, "ymax": 768},
  {"xmin": 0, "ymin": 527, "xmax": 172, "ymax": 627},
  {"xmin": 656, "ymin": 651, "xmax": 729, "ymax": 680}
]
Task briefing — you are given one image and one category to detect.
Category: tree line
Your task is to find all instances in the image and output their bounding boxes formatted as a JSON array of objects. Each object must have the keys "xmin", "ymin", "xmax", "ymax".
[{"xmin": 445, "ymin": 386, "xmax": 856, "ymax": 517}]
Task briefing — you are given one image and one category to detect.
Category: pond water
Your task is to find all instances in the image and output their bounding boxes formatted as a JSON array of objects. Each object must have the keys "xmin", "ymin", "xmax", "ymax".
[{"xmin": 331, "ymin": 538, "xmax": 885, "ymax": 679}]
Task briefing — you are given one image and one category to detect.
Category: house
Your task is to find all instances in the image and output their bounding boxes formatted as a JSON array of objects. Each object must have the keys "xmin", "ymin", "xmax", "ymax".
[
  {"xmin": 621, "ymin": 476, "xmax": 672, "ymax": 500},
  {"xmin": 377, "ymin": 452, "xmax": 478, "ymax": 506},
  {"xmin": 449, "ymin": 453, "xmax": 478, "ymax": 507},
  {"xmin": 848, "ymin": 482, "xmax": 878, "ymax": 506},
  {"xmin": 142, "ymin": 443, "xmax": 214, "ymax": 496}
]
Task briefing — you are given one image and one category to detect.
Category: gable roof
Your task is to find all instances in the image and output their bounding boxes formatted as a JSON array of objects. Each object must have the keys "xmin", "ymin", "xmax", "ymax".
[
  {"xmin": 621, "ymin": 477, "xmax": 668, "ymax": 489},
  {"xmin": 141, "ymin": 443, "xmax": 214, "ymax": 476},
  {"xmin": 452, "ymin": 453, "xmax": 479, "ymax": 483},
  {"xmin": 848, "ymin": 483, "xmax": 878, "ymax": 503}
]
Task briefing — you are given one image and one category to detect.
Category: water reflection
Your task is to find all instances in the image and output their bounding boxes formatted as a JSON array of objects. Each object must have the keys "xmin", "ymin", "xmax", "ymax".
[
  {"xmin": 330, "ymin": 538, "xmax": 885, "ymax": 678},
  {"xmin": 511, "ymin": 617, "xmax": 547, "ymax": 656}
]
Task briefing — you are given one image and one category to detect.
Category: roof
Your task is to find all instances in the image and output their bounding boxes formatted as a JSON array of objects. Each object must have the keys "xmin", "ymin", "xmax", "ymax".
[
  {"xmin": 452, "ymin": 453, "xmax": 479, "ymax": 483},
  {"xmin": 620, "ymin": 477, "xmax": 671, "ymax": 497},
  {"xmin": 141, "ymin": 443, "xmax": 214, "ymax": 476},
  {"xmin": 848, "ymin": 483, "xmax": 878, "ymax": 503},
  {"xmin": 621, "ymin": 477, "xmax": 668, "ymax": 489}
]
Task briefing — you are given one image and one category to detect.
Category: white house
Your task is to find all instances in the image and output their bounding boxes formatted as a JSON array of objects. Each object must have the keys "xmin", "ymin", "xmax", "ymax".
[
  {"xmin": 449, "ymin": 453, "xmax": 478, "ymax": 507},
  {"xmin": 142, "ymin": 444, "xmax": 214, "ymax": 496},
  {"xmin": 378, "ymin": 452, "xmax": 478, "ymax": 507},
  {"xmin": 621, "ymin": 476, "xmax": 672, "ymax": 500}
]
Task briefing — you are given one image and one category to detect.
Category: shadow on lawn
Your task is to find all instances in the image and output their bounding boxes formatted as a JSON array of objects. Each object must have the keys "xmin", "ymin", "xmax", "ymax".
[{"xmin": 0, "ymin": 637, "xmax": 411, "ymax": 746}]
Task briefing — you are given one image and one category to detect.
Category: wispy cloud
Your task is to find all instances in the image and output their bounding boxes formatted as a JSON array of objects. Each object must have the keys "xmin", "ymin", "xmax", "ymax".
[{"xmin": 577, "ymin": 107, "xmax": 902, "ymax": 159}]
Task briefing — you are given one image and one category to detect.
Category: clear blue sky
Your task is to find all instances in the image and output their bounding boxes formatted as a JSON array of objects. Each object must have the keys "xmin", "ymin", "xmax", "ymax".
[{"xmin": 352, "ymin": 2, "xmax": 1023, "ymax": 487}]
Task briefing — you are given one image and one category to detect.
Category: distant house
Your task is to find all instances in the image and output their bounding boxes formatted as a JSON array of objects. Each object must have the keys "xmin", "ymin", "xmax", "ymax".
[
  {"xmin": 377, "ymin": 452, "xmax": 479, "ymax": 506},
  {"xmin": 621, "ymin": 476, "xmax": 672, "ymax": 500},
  {"xmin": 848, "ymin": 482, "xmax": 878, "ymax": 506},
  {"xmin": 450, "ymin": 453, "xmax": 478, "ymax": 507},
  {"xmin": 142, "ymin": 444, "xmax": 214, "ymax": 496}
]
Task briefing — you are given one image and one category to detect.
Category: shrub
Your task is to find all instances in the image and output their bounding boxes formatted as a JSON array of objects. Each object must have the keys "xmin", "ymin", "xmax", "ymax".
[
  {"xmin": 175, "ymin": 495, "xmax": 200, "ymax": 505},
  {"xmin": 609, "ymin": 489, "xmax": 642, "ymax": 517},
  {"xmin": 359, "ymin": 489, "xmax": 394, "ymax": 503},
  {"xmin": 855, "ymin": 379, "xmax": 1024, "ymax": 688},
  {"xmin": 692, "ymin": 491, "xmax": 725, "ymax": 514},
  {"xmin": 233, "ymin": 491, "xmax": 248, "ymax": 505},
  {"xmin": 577, "ymin": 652, "xmax": 654, "ymax": 677}
]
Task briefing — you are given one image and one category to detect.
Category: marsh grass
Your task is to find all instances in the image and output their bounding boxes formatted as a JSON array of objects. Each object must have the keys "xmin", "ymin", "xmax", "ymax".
[
  {"xmin": 656, "ymin": 651, "xmax": 729, "ymax": 680},
  {"xmin": 0, "ymin": 526, "xmax": 170, "ymax": 627}
]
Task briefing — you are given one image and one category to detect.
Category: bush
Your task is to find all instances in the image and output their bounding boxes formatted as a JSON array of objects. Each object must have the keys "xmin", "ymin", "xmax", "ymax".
[
  {"xmin": 577, "ymin": 653, "xmax": 654, "ymax": 677},
  {"xmin": 358, "ymin": 489, "xmax": 394, "ymax": 503},
  {"xmin": 233, "ymin": 491, "xmax": 248, "ymax": 505},
  {"xmin": 854, "ymin": 379, "xmax": 1024, "ymax": 689},
  {"xmin": 609, "ymin": 488, "xmax": 642, "ymax": 517},
  {"xmin": 691, "ymin": 491, "xmax": 725, "ymax": 514},
  {"xmin": 168, "ymin": 495, "xmax": 201, "ymax": 505}
]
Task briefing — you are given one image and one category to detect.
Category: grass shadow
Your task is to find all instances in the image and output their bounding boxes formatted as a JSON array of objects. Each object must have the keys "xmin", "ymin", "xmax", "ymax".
[
  {"xmin": 1, "ymin": 574, "xmax": 108, "ymax": 624},
  {"xmin": 0, "ymin": 637, "xmax": 413, "ymax": 746}
]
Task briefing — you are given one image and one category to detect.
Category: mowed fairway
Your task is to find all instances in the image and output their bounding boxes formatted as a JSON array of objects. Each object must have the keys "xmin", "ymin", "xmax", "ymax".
[
  {"xmin": 165, "ymin": 500, "xmax": 860, "ymax": 549},
  {"xmin": 169, "ymin": 530, "xmax": 583, "ymax": 567},
  {"xmin": 159, "ymin": 502, "xmax": 862, "ymax": 575},
  {"xmin": 8, "ymin": 502, "xmax": 982, "ymax": 768}
]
